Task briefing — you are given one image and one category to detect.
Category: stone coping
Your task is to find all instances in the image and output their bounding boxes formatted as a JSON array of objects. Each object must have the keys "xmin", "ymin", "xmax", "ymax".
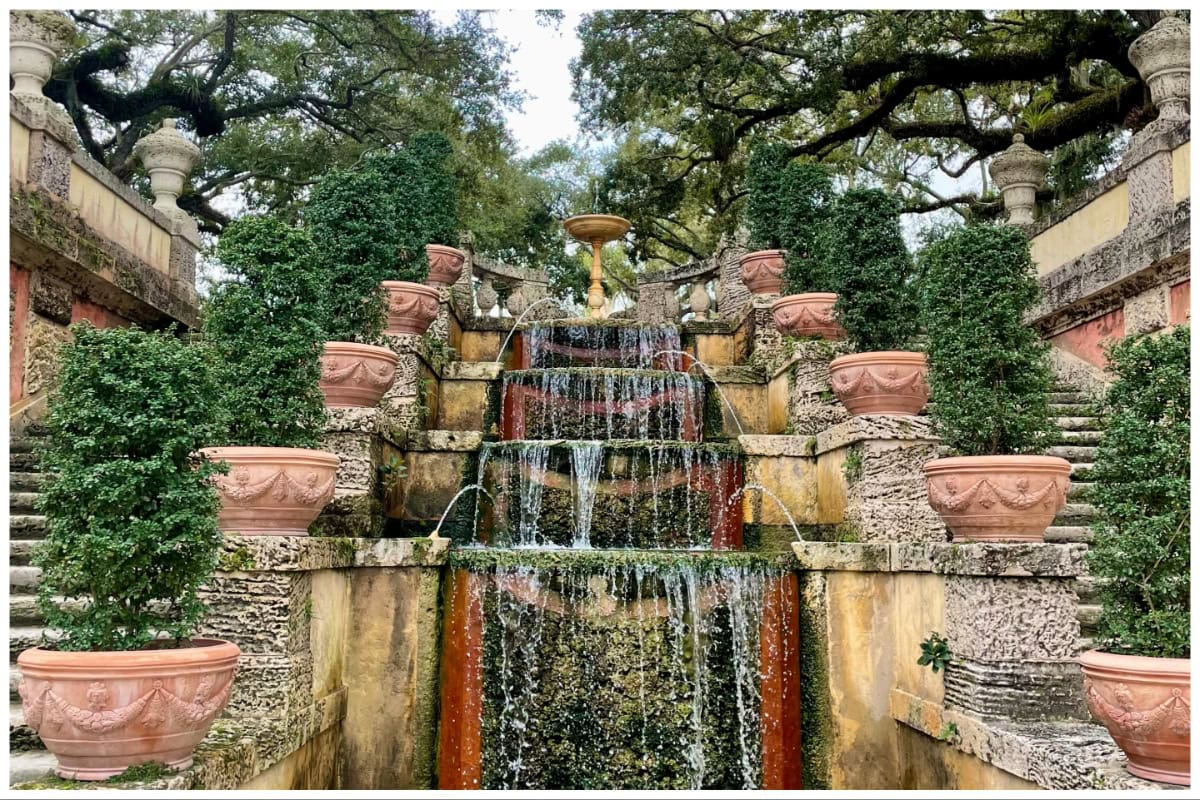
[
  {"xmin": 737, "ymin": 434, "xmax": 816, "ymax": 458},
  {"xmin": 324, "ymin": 407, "xmax": 404, "ymax": 443},
  {"xmin": 218, "ymin": 534, "xmax": 449, "ymax": 573},
  {"xmin": 890, "ymin": 688, "xmax": 1172, "ymax": 791},
  {"xmin": 767, "ymin": 340, "xmax": 852, "ymax": 381},
  {"xmin": 706, "ymin": 364, "xmax": 765, "ymax": 384},
  {"xmin": 14, "ymin": 690, "xmax": 347, "ymax": 790},
  {"xmin": 814, "ymin": 415, "xmax": 937, "ymax": 455},
  {"xmin": 792, "ymin": 541, "xmax": 1086, "ymax": 577},
  {"xmin": 442, "ymin": 361, "xmax": 504, "ymax": 380},
  {"xmin": 401, "ymin": 429, "xmax": 489, "ymax": 452},
  {"xmin": 682, "ymin": 318, "xmax": 735, "ymax": 335}
]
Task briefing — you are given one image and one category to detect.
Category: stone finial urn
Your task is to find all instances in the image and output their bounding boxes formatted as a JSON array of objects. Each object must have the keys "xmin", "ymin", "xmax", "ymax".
[
  {"xmin": 988, "ymin": 134, "xmax": 1049, "ymax": 225},
  {"xmin": 9, "ymin": 10, "xmax": 75, "ymax": 99},
  {"xmin": 132, "ymin": 118, "xmax": 202, "ymax": 219},
  {"xmin": 1128, "ymin": 15, "xmax": 1190, "ymax": 122}
]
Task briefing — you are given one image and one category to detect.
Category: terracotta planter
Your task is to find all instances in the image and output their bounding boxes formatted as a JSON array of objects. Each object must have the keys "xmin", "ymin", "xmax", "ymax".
[
  {"xmin": 382, "ymin": 281, "xmax": 440, "ymax": 336},
  {"xmin": 830, "ymin": 351, "xmax": 928, "ymax": 416},
  {"xmin": 739, "ymin": 249, "xmax": 786, "ymax": 294},
  {"xmin": 17, "ymin": 639, "xmax": 240, "ymax": 781},
  {"xmin": 771, "ymin": 293, "xmax": 846, "ymax": 340},
  {"xmin": 319, "ymin": 341, "xmax": 399, "ymax": 409},
  {"xmin": 425, "ymin": 244, "xmax": 467, "ymax": 288},
  {"xmin": 202, "ymin": 447, "xmax": 339, "ymax": 536},
  {"xmin": 1079, "ymin": 650, "xmax": 1190, "ymax": 785},
  {"xmin": 924, "ymin": 455, "xmax": 1070, "ymax": 542}
]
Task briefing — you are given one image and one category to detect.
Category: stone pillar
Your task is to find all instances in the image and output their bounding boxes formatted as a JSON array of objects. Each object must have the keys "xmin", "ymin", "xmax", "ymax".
[
  {"xmin": 382, "ymin": 333, "xmax": 428, "ymax": 431},
  {"xmin": 133, "ymin": 119, "xmax": 203, "ymax": 304},
  {"xmin": 815, "ymin": 415, "xmax": 945, "ymax": 543},
  {"xmin": 636, "ymin": 279, "xmax": 677, "ymax": 324},
  {"xmin": 1123, "ymin": 15, "xmax": 1190, "ymax": 222},
  {"xmin": 771, "ymin": 339, "xmax": 850, "ymax": 435},
  {"xmin": 313, "ymin": 408, "xmax": 403, "ymax": 537},
  {"xmin": 988, "ymin": 134, "xmax": 1049, "ymax": 225},
  {"xmin": 715, "ymin": 238, "xmax": 752, "ymax": 323},
  {"xmin": 10, "ymin": 10, "xmax": 79, "ymax": 197}
]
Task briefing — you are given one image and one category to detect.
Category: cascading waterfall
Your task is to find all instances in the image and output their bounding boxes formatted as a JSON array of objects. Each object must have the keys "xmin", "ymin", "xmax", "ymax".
[{"xmin": 439, "ymin": 320, "xmax": 802, "ymax": 790}]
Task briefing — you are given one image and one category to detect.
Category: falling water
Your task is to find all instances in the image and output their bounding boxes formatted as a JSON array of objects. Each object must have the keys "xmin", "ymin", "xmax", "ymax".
[{"xmin": 568, "ymin": 441, "xmax": 603, "ymax": 547}]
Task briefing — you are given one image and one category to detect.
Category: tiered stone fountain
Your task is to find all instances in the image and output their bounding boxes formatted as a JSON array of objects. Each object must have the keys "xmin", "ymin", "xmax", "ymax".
[{"xmin": 435, "ymin": 218, "xmax": 802, "ymax": 790}]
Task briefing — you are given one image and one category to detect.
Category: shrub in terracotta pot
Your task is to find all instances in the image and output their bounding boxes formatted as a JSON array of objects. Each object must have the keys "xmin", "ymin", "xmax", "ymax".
[
  {"xmin": 918, "ymin": 224, "xmax": 1066, "ymax": 542},
  {"xmin": 1080, "ymin": 326, "xmax": 1189, "ymax": 785},
  {"xmin": 201, "ymin": 216, "xmax": 338, "ymax": 535},
  {"xmin": 21, "ymin": 324, "xmax": 239, "ymax": 780},
  {"xmin": 739, "ymin": 143, "xmax": 791, "ymax": 294},
  {"xmin": 825, "ymin": 189, "xmax": 926, "ymax": 415}
]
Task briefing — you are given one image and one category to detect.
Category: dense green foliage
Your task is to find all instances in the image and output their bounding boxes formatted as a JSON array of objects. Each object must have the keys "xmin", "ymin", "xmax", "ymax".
[
  {"xmin": 744, "ymin": 143, "xmax": 790, "ymax": 250},
  {"xmin": 573, "ymin": 10, "xmax": 1161, "ymax": 265},
  {"xmin": 824, "ymin": 189, "xmax": 918, "ymax": 351},
  {"xmin": 918, "ymin": 224, "xmax": 1055, "ymax": 455},
  {"xmin": 35, "ymin": 324, "xmax": 225, "ymax": 651},
  {"xmin": 203, "ymin": 215, "xmax": 327, "ymax": 448},
  {"xmin": 1088, "ymin": 327, "xmax": 1190, "ymax": 658}
]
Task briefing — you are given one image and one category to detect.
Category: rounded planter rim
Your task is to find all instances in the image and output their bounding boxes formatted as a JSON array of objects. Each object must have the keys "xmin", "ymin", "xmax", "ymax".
[
  {"xmin": 771, "ymin": 291, "xmax": 837, "ymax": 308},
  {"xmin": 830, "ymin": 350, "xmax": 926, "ymax": 368},
  {"xmin": 18, "ymin": 638, "xmax": 240, "ymax": 670},
  {"xmin": 1079, "ymin": 649, "xmax": 1191, "ymax": 675},
  {"xmin": 382, "ymin": 280, "xmax": 439, "ymax": 296},
  {"xmin": 740, "ymin": 248, "xmax": 786, "ymax": 261},
  {"xmin": 924, "ymin": 454, "xmax": 1072, "ymax": 472},
  {"xmin": 201, "ymin": 446, "xmax": 340, "ymax": 466},
  {"xmin": 322, "ymin": 341, "xmax": 399, "ymax": 363}
]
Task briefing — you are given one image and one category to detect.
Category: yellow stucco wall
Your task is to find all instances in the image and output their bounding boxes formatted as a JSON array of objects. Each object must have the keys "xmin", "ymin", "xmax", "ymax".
[
  {"xmin": 1172, "ymin": 141, "xmax": 1190, "ymax": 203},
  {"xmin": 67, "ymin": 163, "xmax": 172, "ymax": 272},
  {"xmin": 11, "ymin": 118, "xmax": 30, "ymax": 184},
  {"xmin": 1030, "ymin": 181, "xmax": 1128, "ymax": 276}
]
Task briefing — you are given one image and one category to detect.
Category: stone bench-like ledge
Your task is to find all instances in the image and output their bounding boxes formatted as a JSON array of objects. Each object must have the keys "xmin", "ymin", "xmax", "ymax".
[
  {"xmin": 890, "ymin": 688, "xmax": 1175, "ymax": 791},
  {"xmin": 814, "ymin": 414, "xmax": 937, "ymax": 455},
  {"xmin": 218, "ymin": 534, "xmax": 449, "ymax": 573},
  {"xmin": 792, "ymin": 540, "xmax": 1087, "ymax": 577}
]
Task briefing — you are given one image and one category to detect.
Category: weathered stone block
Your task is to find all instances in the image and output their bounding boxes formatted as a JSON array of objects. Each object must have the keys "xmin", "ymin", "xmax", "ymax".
[
  {"xmin": 28, "ymin": 272, "xmax": 72, "ymax": 324},
  {"xmin": 945, "ymin": 576, "xmax": 1080, "ymax": 661},
  {"xmin": 1123, "ymin": 283, "xmax": 1171, "ymax": 334}
]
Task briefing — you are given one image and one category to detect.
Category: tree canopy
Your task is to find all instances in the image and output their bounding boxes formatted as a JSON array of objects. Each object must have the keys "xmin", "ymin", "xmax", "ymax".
[{"xmin": 572, "ymin": 10, "xmax": 1172, "ymax": 266}]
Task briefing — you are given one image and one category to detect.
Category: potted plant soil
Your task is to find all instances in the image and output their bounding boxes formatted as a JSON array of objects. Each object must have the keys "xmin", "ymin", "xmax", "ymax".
[
  {"xmin": 1079, "ymin": 327, "xmax": 1189, "ymax": 786},
  {"xmin": 368, "ymin": 133, "xmax": 462, "ymax": 333},
  {"xmin": 19, "ymin": 324, "xmax": 239, "ymax": 780},
  {"xmin": 306, "ymin": 168, "xmax": 400, "ymax": 408},
  {"xmin": 825, "ymin": 189, "xmax": 927, "ymax": 415},
  {"xmin": 919, "ymin": 224, "xmax": 1068, "ymax": 542},
  {"xmin": 201, "ymin": 215, "xmax": 338, "ymax": 535},
  {"xmin": 756, "ymin": 153, "xmax": 842, "ymax": 339}
]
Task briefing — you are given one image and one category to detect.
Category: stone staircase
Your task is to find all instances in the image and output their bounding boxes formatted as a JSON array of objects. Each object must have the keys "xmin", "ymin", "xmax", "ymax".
[
  {"xmin": 1042, "ymin": 386, "xmax": 1104, "ymax": 645},
  {"xmin": 9, "ymin": 424, "xmax": 53, "ymax": 781}
]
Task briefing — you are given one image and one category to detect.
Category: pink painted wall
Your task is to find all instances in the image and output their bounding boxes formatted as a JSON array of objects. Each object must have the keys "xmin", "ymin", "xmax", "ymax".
[
  {"xmin": 10, "ymin": 264, "xmax": 30, "ymax": 404},
  {"xmin": 1169, "ymin": 280, "xmax": 1190, "ymax": 325},
  {"xmin": 1048, "ymin": 307, "xmax": 1124, "ymax": 369}
]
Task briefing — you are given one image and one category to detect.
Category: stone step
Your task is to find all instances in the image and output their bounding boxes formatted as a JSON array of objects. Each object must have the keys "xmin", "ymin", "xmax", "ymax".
[
  {"xmin": 1044, "ymin": 525, "xmax": 1093, "ymax": 544},
  {"xmin": 9, "ymin": 472, "xmax": 47, "ymax": 493},
  {"xmin": 1049, "ymin": 402, "xmax": 1096, "ymax": 416},
  {"xmin": 1054, "ymin": 503, "xmax": 1098, "ymax": 524},
  {"xmin": 10, "ymin": 540, "xmax": 38, "ymax": 566},
  {"xmin": 1053, "ymin": 416, "xmax": 1101, "ymax": 431},
  {"xmin": 1077, "ymin": 603, "xmax": 1102, "ymax": 628},
  {"xmin": 9, "ymin": 516, "xmax": 46, "ymax": 540},
  {"xmin": 9, "ymin": 627, "xmax": 54, "ymax": 661},
  {"xmin": 8, "ymin": 701, "xmax": 41, "ymax": 752},
  {"xmin": 1056, "ymin": 429, "xmax": 1103, "ymax": 445},
  {"xmin": 9, "ymin": 492, "xmax": 39, "ymax": 514},
  {"xmin": 1048, "ymin": 391, "xmax": 1092, "ymax": 405},
  {"xmin": 1069, "ymin": 462, "xmax": 1094, "ymax": 478},
  {"xmin": 9, "ymin": 452, "xmax": 41, "ymax": 472},
  {"xmin": 1067, "ymin": 481, "xmax": 1094, "ymax": 500},
  {"xmin": 9, "ymin": 566, "xmax": 42, "ymax": 594},
  {"xmin": 1045, "ymin": 445, "xmax": 1098, "ymax": 463},
  {"xmin": 9, "ymin": 595, "xmax": 80, "ymax": 627},
  {"xmin": 8, "ymin": 435, "xmax": 47, "ymax": 455},
  {"xmin": 1075, "ymin": 575, "xmax": 1100, "ymax": 603},
  {"xmin": 8, "ymin": 749, "xmax": 57, "ymax": 785}
]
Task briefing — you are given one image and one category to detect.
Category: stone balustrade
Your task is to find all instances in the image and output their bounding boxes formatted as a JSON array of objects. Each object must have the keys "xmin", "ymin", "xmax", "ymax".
[{"xmin": 637, "ymin": 237, "xmax": 752, "ymax": 325}]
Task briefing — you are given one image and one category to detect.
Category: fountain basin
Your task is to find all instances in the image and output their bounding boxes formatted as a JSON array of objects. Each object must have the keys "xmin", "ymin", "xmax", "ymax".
[{"xmin": 508, "ymin": 320, "xmax": 685, "ymax": 370}]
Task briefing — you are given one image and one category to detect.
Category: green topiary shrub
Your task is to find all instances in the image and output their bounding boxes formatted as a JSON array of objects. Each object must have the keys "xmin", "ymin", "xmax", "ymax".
[
  {"xmin": 305, "ymin": 133, "xmax": 459, "ymax": 342},
  {"xmin": 824, "ymin": 189, "xmax": 918, "ymax": 351},
  {"xmin": 34, "ymin": 323, "xmax": 226, "ymax": 651},
  {"xmin": 744, "ymin": 142, "xmax": 791, "ymax": 251},
  {"xmin": 1088, "ymin": 326, "xmax": 1189, "ymax": 658},
  {"xmin": 918, "ymin": 224, "xmax": 1056, "ymax": 455},
  {"xmin": 778, "ymin": 162, "xmax": 835, "ymax": 295},
  {"xmin": 203, "ymin": 215, "xmax": 327, "ymax": 448}
]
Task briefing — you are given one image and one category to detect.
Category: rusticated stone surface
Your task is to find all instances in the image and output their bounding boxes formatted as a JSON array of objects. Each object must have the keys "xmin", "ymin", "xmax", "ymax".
[
  {"xmin": 814, "ymin": 414, "xmax": 936, "ymax": 454},
  {"xmin": 738, "ymin": 434, "xmax": 817, "ymax": 458},
  {"xmin": 316, "ymin": 408, "xmax": 407, "ymax": 537},
  {"xmin": 944, "ymin": 660, "xmax": 1086, "ymax": 720},
  {"xmin": 28, "ymin": 272, "xmax": 72, "ymax": 324},
  {"xmin": 784, "ymin": 340, "xmax": 851, "ymax": 435},
  {"xmin": 381, "ymin": 332, "xmax": 425, "ymax": 427},
  {"xmin": 214, "ymin": 533, "xmax": 449, "ymax": 572},
  {"xmin": 22, "ymin": 314, "xmax": 69, "ymax": 396},
  {"xmin": 793, "ymin": 541, "xmax": 1085, "ymax": 577},
  {"xmin": 1123, "ymin": 282, "xmax": 1171, "ymax": 334},
  {"xmin": 945, "ymin": 576, "xmax": 1080, "ymax": 661}
]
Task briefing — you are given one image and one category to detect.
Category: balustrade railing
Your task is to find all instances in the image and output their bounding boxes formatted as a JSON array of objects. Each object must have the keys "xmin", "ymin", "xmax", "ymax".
[
  {"xmin": 635, "ymin": 238, "xmax": 751, "ymax": 325},
  {"xmin": 451, "ymin": 233, "xmax": 559, "ymax": 322}
]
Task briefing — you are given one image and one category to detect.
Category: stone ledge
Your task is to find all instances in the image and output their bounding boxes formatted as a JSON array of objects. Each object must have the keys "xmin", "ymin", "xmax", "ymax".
[
  {"xmin": 814, "ymin": 415, "xmax": 937, "ymax": 455},
  {"xmin": 218, "ymin": 534, "xmax": 449, "ymax": 573},
  {"xmin": 442, "ymin": 361, "xmax": 504, "ymax": 380},
  {"xmin": 682, "ymin": 318, "xmax": 735, "ymax": 335},
  {"xmin": 401, "ymin": 429, "xmax": 488, "ymax": 452},
  {"xmin": 889, "ymin": 688, "xmax": 1173, "ymax": 791},
  {"xmin": 324, "ymin": 407, "xmax": 404, "ymax": 443},
  {"xmin": 737, "ymin": 434, "xmax": 815, "ymax": 458},
  {"xmin": 706, "ymin": 364, "xmax": 765, "ymax": 384},
  {"xmin": 792, "ymin": 541, "xmax": 1086, "ymax": 577},
  {"xmin": 13, "ymin": 689, "xmax": 347, "ymax": 790}
]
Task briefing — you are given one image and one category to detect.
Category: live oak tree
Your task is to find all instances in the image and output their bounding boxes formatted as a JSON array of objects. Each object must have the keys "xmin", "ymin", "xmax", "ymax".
[{"xmin": 572, "ymin": 10, "xmax": 1174, "ymax": 266}]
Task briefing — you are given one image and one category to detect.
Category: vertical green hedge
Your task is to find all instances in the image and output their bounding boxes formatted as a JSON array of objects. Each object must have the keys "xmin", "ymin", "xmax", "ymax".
[
  {"xmin": 918, "ymin": 224, "xmax": 1055, "ymax": 455},
  {"xmin": 35, "ymin": 324, "xmax": 225, "ymax": 651},
  {"xmin": 1088, "ymin": 327, "xmax": 1190, "ymax": 658}
]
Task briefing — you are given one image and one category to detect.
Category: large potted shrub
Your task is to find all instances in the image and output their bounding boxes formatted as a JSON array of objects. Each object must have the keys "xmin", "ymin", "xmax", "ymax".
[
  {"xmin": 918, "ymin": 224, "xmax": 1068, "ymax": 541},
  {"xmin": 201, "ymin": 215, "xmax": 338, "ymax": 535},
  {"xmin": 766, "ymin": 159, "xmax": 841, "ymax": 339},
  {"xmin": 372, "ymin": 133, "xmax": 462, "ymax": 333},
  {"xmin": 18, "ymin": 324, "xmax": 239, "ymax": 780},
  {"xmin": 1079, "ymin": 327, "xmax": 1189, "ymax": 785},
  {"xmin": 739, "ymin": 143, "xmax": 790, "ymax": 294},
  {"xmin": 825, "ymin": 189, "xmax": 927, "ymax": 415},
  {"xmin": 306, "ymin": 167, "xmax": 400, "ymax": 408}
]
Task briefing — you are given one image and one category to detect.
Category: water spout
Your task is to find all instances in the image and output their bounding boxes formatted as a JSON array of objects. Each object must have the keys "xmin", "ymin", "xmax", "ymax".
[
  {"xmin": 651, "ymin": 349, "xmax": 745, "ymax": 436},
  {"xmin": 727, "ymin": 483, "xmax": 805, "ymax": 542},
  {"xmin": 431, "ymin": 484, "xmax": 497, "ymax": 539},
  {"xmin": 494, "ymin": 297, "xmax": 563, "ymax": 365}
]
